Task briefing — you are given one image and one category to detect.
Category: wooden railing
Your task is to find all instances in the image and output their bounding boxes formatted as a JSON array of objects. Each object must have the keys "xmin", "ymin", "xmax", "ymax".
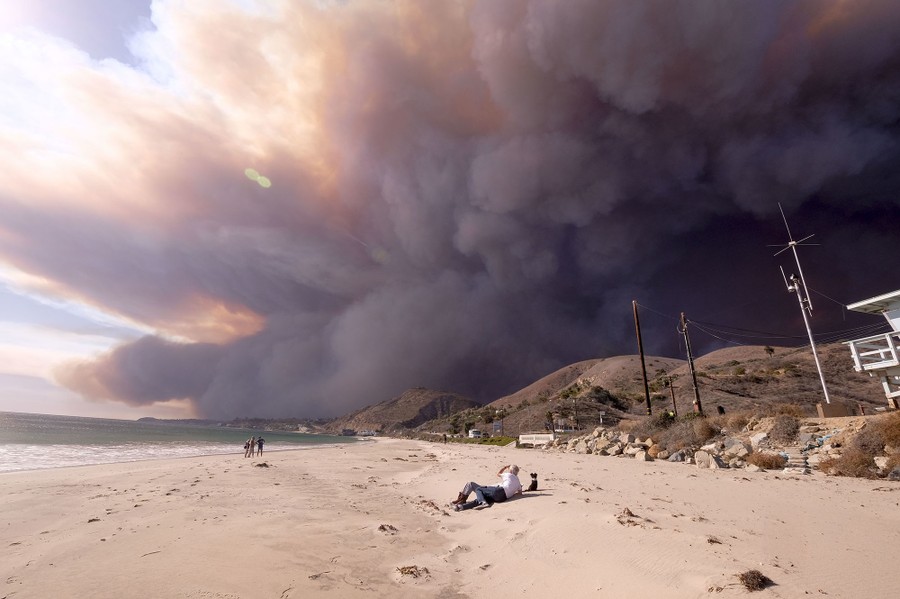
[{"xmin": 846, "ymin": 332, "xmax": 900, "ymax": 372}]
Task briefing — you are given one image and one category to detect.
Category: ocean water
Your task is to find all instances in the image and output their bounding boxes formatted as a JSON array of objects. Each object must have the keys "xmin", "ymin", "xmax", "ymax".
[{"xmin": 0, "ymin": 411, "xmax": 356, "ymax": 473}]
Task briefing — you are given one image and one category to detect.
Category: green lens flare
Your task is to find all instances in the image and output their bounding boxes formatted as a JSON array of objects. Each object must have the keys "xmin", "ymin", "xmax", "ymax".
[
  {"xmin": 257, "ymin": 176, "xmax": 272, "ymax": 188},
  {"xmin": 244, "ymin": 168, "xmax": 260, "ymax": 181}
]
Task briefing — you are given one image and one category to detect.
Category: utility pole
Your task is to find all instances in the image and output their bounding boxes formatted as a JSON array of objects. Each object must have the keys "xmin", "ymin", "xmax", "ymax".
[
  {"xmin": 772, "ymin": 204, "xmax": 831, "ymax": 404},
  {"xmin": 633, "ymin": 300, "xmax": 652, "ymax": 416},
  {"xmin": 667, "ymin": 374, "xmax": 678, "ymax": 417},
  {"xmin": 572, "ymin": 398, "xmax": 578, "ymax": 430},
  {"xmin": 679, "ymin": 312, "xmax": 703, "ymax": 416},
  {"xmin": 784, "ymin": 272, "xmax": 831, "ymax": 403}
]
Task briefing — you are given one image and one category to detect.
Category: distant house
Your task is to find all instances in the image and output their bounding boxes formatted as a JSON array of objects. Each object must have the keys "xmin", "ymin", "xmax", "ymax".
[
  {"xmin": 467, "ymin": 429, "xmax": 483, "ymax": 439},
  {"xmin": 845, "ymin": 289, "xmax": 900, "ymax": 409}
]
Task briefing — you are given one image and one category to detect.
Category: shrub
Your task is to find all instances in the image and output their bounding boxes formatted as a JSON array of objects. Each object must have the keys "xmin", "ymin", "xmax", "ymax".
[
  {"xmin": 852, "ymin": 425, "xmax": 885, "ymax": 455},
  {"xmin": 818, "ymin": 448, "xmax": 878, "ymax": 479},
  {"xmin": 725, "ymin": 412, "xmax": 751, "ymax": 431},
  {"xmin": 649, "ymin": 411, "xmax": 677, "ymax": 429},
  {"xmin": 769, "ymin": 415, "xmax": 799, "ymax": 443},
  {"xmin": 618, "ymin": 419, "xmax": 639, "ymax": 433},
  {"xmin": 739, "ymin": 570, "xmax": 772, "ymax": 592},
  {"xmin": 746, "ymin": 451, "xmax": 787, "ymax": 469},
  {"xmin": 886, "ymin": 453, "xmax": 900, "ymax": 472},
  {"xmin": 656, "ymin": 421, "xmax": 696, "ymax": 451},
  {"xmin": 775, "ymin": 403, "xmax": 807, "ymax": 417},
  {"xmin": 692, "ymin": 417, "xmax": 718, "ymax": 443},
  {"xmin": 655, "ymin": 416, "xmax": 719, "ymax": 452},
  {"xmin": 874, "ymin": 411, "xmax": 900, "ymax": 448}
]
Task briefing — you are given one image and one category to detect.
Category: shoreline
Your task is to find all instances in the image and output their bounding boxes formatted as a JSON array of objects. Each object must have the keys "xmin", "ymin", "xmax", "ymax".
[
  {"xmin": 2, "ymin": 437, "xmax": 898, "ymax": 598},
  {"xmin": 0, "ymin": 442, "xmax": 359, "ymax": 475}
]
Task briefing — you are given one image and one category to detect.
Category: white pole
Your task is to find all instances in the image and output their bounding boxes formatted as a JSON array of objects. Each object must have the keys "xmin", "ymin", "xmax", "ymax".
[{"xmin": 789, "ymin": 275, "xmax": 831, "ymax": 403}]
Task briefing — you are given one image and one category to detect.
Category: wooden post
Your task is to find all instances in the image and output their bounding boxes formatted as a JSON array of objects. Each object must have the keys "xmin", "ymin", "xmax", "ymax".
[
  {"xmin": 633, "ymin": 300, "xmax": 652, "ymax": 416},
  {"xmin": 680, "ymin": 312, "xmax": 703, "ymax": 416},
  {"xmin": 668, "ymin": 374, "xmax": 678, "ymax": 417}
]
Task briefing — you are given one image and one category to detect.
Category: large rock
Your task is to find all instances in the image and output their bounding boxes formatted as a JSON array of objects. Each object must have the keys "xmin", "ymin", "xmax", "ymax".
[
  {"xmin": 750, "ymin": 432, "xmax": 768, "ymax": 449},
  {"xmin": 657, "ymin": 449, "xmax": 670, "ymax": 460},
  {"xmin": 806, "ymin": 454, "xmax": 824, "ymax": 467},
  {"xmin": 648, "ymin": 444, "xmax": 661, "ymax": 458},
  {"xmin": 668, "ymin": 450, "xmax": 686, "ymax": 462},
  {"xmin": 874, "ymin": 456, "xmax": 889, "ymax": 471},
  {"xmin": 694, "ymin": 450, "xmax": 712, "ymax": 468},
  {"xmin": 634, "ymin": 450, "xmax": 653, "ymax": 462},
  {"xmin": 623, "ymin": 445, "xmax": 642, "ymax": 456},
  {"xmin": 619, "ymin": 433, "xmax": 635, "ymax": 444},
  {"xmin": 695, "ymin": 450, "xmax": 727, "ymax": 469},
  {"xmin": 722, "ymin": 438, "xmax": 750, "ymax": 458},
  {"xmin": 595, "ymin": 441, "xmax": 615, "ymax": 455},
  {"xmin": 607, "ymin": 443, "xmax": 624, "ymax": 456}
]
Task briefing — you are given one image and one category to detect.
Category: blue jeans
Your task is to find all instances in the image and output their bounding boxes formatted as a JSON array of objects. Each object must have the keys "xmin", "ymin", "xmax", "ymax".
[{"xmin": 458, "ymin": 482, "xmax": 506, "ymax": 510}]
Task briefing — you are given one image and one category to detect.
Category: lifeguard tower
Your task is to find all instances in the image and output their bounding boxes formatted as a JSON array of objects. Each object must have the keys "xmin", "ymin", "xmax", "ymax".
[{"xmin": 846, "ymin": 289, "xmax": 900, "ymax": 409}]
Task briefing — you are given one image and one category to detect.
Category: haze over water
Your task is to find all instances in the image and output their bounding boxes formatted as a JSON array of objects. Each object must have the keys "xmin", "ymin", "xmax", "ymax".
[{"xmin": 0, "ymin": 412, "xmax": 354, "ymax": 473}]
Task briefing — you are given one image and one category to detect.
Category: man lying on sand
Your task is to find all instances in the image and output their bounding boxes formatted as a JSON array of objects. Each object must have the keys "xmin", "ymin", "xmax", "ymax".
[{"xmin": 450, "ymin": 464, "xmax": 522, "ymax": 511}]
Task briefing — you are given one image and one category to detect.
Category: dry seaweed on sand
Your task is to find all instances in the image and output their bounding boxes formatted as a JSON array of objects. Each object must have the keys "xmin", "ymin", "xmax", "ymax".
[
  {"xmin": 397, "ymin": 565, "xmax": 429, "ymax": 578},
  {"xmin": 738, "ymin": 569, "xmax": 773, "ymax": 591}
]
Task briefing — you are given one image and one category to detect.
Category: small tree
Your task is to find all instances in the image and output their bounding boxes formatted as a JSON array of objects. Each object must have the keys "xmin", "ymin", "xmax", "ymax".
[{"xmin": 764, "ymin": 346, "xmax": 775, "ymax": 357}]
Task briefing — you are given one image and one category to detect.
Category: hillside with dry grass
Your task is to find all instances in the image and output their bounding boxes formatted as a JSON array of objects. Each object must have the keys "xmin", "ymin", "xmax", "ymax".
[
  {"xmin": 429, "ymin": 343, "xmax": 884, "ymax": 436},
  {"xmin": 323, "ymin": 387, "xmax": 480, "ymax": 434},
  {"xmin": 322, "ymin": 342, "xmax": 889, "ymax": 437}
]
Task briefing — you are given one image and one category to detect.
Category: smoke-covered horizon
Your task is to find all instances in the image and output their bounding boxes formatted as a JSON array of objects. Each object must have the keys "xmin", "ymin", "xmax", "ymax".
[{"xmin": 2, "ymin": 0, "xmax": 899, "ymax": 418}]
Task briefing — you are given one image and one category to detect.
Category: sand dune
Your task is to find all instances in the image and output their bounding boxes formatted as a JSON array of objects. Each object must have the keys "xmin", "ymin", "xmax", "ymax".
[{"xmin": 2, "ymin": 439, "xmax": 898, "ymax": 598}]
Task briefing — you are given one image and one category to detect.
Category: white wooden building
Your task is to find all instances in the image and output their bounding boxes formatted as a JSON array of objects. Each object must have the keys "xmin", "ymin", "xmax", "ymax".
[{"xmin": 846, "ymin": 289, "xmax": 900, "ymax": 408}]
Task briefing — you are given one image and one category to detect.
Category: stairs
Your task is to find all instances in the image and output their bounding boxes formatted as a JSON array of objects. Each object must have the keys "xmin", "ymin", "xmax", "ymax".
[{"xmin": 782, "ymin": 446, "xmax": 811, "ymax": 474}]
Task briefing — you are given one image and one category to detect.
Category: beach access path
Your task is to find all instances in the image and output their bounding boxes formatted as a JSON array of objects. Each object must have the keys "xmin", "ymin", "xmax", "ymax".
[{"xmin": 2, "ymin": 437, "xmax": 898, "ymax": 598}]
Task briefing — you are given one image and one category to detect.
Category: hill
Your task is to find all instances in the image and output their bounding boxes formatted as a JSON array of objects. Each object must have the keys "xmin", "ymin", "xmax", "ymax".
[
  {"xmin": 323, "ymin": 387, "xmax": 481, "ymax": 434},
  {"xmin": 323, "ymin": 342, "xmax": 889, "ymax": 437},
  {"xmin": 485, "ymin": 343, "xmax": 888, "ymax": 436}
]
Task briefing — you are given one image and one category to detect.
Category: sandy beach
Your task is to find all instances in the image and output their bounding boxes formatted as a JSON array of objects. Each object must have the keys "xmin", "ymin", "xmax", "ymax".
[{"xmin": 2, "ymin": 438, "xmax": 898, "ymax": 598}]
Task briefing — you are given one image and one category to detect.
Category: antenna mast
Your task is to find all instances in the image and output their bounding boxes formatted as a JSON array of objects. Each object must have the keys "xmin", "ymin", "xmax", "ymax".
[{"xmin": 773, "ymin": 205, "xmax": 831, "ymax": 404}]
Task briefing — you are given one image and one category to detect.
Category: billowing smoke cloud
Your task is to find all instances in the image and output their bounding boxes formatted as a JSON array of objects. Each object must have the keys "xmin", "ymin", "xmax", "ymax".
[{"xmin": 2, "ymin": 0, "xmax": 899, "ymax": 418}]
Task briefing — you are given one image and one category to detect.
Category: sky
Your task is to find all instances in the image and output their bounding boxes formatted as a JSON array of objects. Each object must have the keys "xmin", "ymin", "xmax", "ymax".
[{"xmin": 0, "ymin": 0, "xmax": 898, "ymax": 421}]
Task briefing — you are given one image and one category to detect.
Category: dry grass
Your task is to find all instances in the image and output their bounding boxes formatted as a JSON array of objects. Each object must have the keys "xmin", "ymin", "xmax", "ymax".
[
  {"xmin": 819, "ymin": 412, "xmax": 900, "ymax": 478},
  {"xmin": 738, "ymin": 569, "xmax": 772, "ymax": 591},
  {"xmin": 746, "ymin": 451, "xmax": 787, "ymax": 469},
  {"xmin": 818, "ymin": 447, "xmax": 877, "ymax": 479},
  {"xmin": 768, "ymin": 414, "xmax": 799, "ymax": 443},
  {"xmin": 725, "ymin": 411, "xmax": 752, "ymax": 431},
  {"xmin": 628, "ymin": 414, "xmax": 720, "ymax": 453},
  {"xmin": 883, "ymin": 411, "xmax": 900, "ymax": 444}
]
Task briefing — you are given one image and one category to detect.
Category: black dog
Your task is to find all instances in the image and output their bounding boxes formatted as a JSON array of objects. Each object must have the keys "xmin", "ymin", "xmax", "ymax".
[{"xmin": 526, "ymin": 472, "xmax": 538, "ymax": 492}]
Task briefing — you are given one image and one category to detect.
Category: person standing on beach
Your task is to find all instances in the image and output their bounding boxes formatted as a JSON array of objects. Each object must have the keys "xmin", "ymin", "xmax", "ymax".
[
  {"xmin": 451, "ymin": 464, "xmax": 522, "ymax": 511},
  {"xmin": 257, "ymin": 437, "xmax": 265, "ymax": 455},
  {"xmin": 243, "ymin": 439, "xmax": 250, "ymax": 457},
  {"xmin": 248, "ymin": 436, "xmax": 256, "ymax": 458}
]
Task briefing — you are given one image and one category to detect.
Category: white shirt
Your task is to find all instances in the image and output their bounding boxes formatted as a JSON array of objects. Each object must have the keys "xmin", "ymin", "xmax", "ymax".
[{"xmin": 500, "ymin": 472, "xmax": 522, "ymax": 497}]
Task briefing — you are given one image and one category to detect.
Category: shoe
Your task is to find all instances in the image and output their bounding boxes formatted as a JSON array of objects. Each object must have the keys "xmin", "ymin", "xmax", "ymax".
[
  {"xmin": 453, "ymin": 504, "xmax": 462, "ymax": 512},
  {"xmin": 451, "ymin": 492, "xmax": 466, "ymax": 505}
]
